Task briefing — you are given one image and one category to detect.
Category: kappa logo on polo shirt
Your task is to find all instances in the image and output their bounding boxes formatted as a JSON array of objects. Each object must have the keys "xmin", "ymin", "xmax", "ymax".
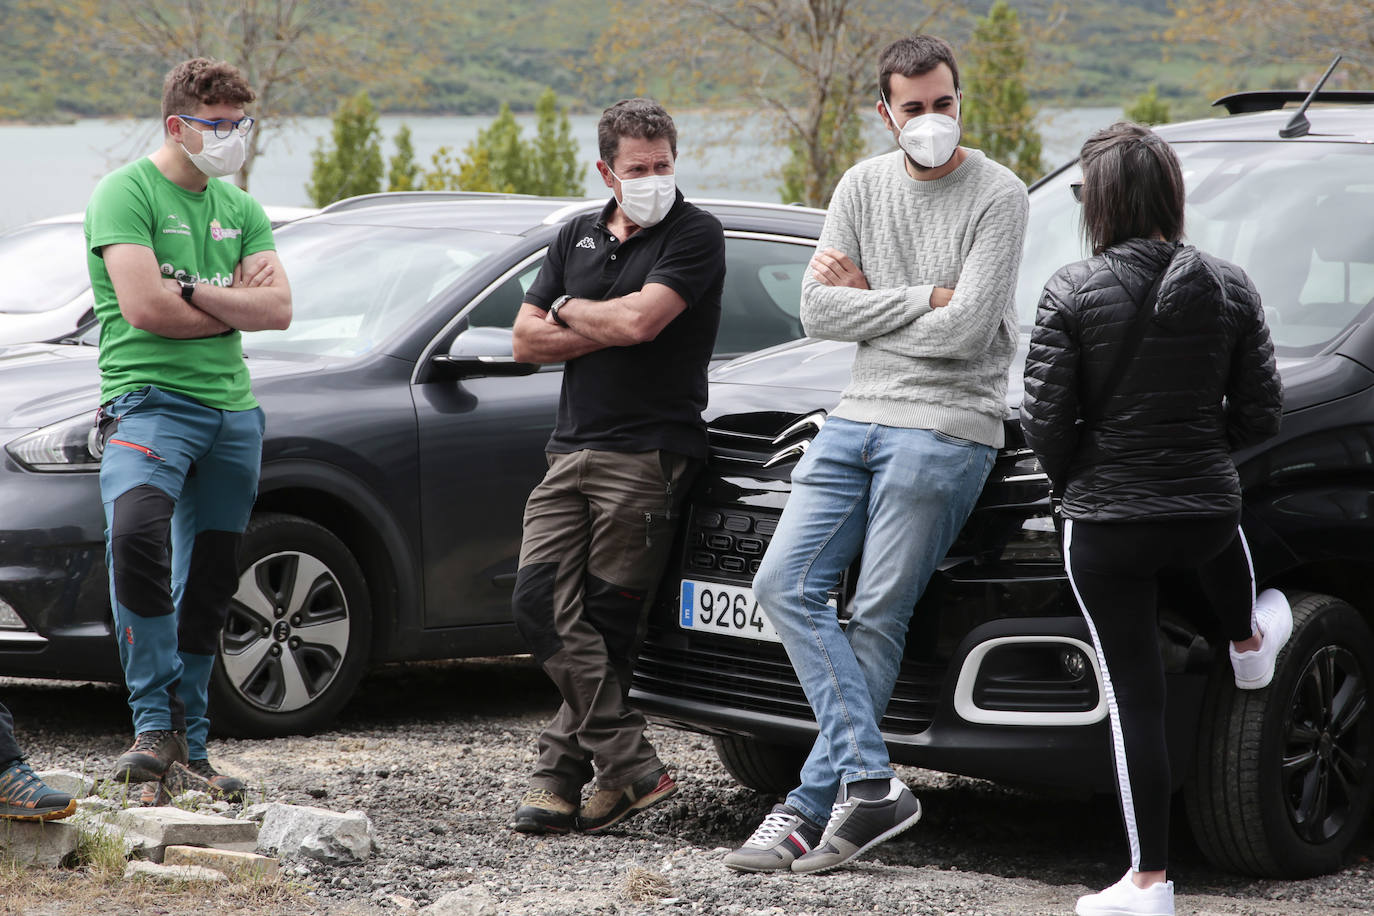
[
  {"xmin": 209, "ymin": 219, "xmax": 242, "ymax": 242},
  {"xmin": 575, "ymin": 236, "xmax": 596, "ymax": 249}
]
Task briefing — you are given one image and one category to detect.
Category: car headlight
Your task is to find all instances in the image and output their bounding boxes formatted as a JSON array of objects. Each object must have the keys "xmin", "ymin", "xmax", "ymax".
[{"xmin": 5, "ymin": 412, "xmax": 102, "ymax": 472}]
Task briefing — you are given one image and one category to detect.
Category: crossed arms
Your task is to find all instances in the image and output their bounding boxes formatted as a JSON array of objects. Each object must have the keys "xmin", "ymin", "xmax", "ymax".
[
  {"xmin": 102, "ymin": 243, "xmax": 292, "ymax": 339},
  {"xmin": 511, "ymin": 283, "xmax": 687, "ymax": 364},
  {"xmin": 800, "ymin": 184, "xmax": 1028, "ymax": 360}
]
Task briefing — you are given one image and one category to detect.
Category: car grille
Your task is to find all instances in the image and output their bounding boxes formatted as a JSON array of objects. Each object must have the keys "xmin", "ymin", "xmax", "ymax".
[
  {"xmin": 704, "ymin": 410, "xmax": 827, "ymax": 481},
  {"xmin": 638, "ymin": 502, "xmax": 947, "ymax": 736},
  {"xmin": 684, "ymin": 507, "xmax": 776, "ymax": 577},
  {"xmin": 636, "ymin": 628, "xmax": 945, "ymax": 734}
]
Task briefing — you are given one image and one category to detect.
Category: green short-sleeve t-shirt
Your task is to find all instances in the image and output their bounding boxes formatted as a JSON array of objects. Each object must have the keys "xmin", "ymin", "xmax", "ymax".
[{"xmin": 85, "ymin": 157, "xmax": 276, "ymax": 410}]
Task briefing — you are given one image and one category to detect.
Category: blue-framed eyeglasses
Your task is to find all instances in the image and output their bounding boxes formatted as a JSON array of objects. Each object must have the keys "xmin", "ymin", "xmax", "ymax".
[{"xmin": 177, "ymin": 115, "xmax": 255, "ymax": 139}]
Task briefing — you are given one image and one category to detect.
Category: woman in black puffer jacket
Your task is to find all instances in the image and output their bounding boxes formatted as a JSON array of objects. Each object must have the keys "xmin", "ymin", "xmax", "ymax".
[{"xmin": 1020, "ymin": 122, "xmax": 1286, "ymax": 916}]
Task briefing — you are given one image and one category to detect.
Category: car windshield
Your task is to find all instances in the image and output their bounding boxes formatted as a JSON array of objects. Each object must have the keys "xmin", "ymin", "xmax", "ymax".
[
  {"xmin": 1017, "ymin": 140, "xmax": 1374, "ymax": 356},
  {"xmin": 0, "ymin": 222, "xmax": 88, "ymax": 315},
  {"xmin": 242, "ymin": 221, "xmax": 512, "ymax": 357}
]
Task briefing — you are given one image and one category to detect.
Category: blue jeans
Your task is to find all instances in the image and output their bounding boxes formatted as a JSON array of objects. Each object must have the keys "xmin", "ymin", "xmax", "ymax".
[
  {"xmin": 753, "ymin": 417, "xmax": 995, "ymax": 826},
  {"xmin": 100, "ymin": 386, "xmax": 264, "ymax": 760}
]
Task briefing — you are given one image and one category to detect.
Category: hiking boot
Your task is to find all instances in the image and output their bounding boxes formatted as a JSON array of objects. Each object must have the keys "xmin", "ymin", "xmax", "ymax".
[
  {"xmin": 0, "ymin": 759, "xmax": 76, "ymax": 821},
  {"xmin": 791, "ymin": 777, "xmax": 922, "ymax": 874},
  {"xmin": 1230, "ymin": 588, "xmax": 1293, "ymax": 689},
  {"xmin": 1076, "ymin": 871, "xmax": 1175, "ymax": 916},
  {"xmin": 723, "ymin": 803, "xmax": 823, "ymax": 872},
  {"xmin": 185, "ymin": 759, "xmax": 246, "ymax": 802},
  {"xmin": 511, "ymin": 787, "xmax": 578, "ymax": 834},
  {"xmin": 576, "ymin": 768, "xmax": 677, "ymax": 834},
  {"xmin": 111, "ymin": 730, "xmax": 188, "ymax": 784}
]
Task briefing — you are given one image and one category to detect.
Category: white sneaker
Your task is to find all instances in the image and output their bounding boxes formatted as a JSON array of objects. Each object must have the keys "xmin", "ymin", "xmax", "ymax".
[
  {"xmin": 1076, "ymin": 871, "xmax": 1174, "ymax": 916},
  {"xmin": 1229, "ymin": 588, "xmax": 1293, "ymax": 689}
]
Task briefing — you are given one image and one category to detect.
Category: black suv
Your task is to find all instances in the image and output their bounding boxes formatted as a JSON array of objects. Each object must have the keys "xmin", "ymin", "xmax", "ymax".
[{"xmin": 630, "ymin": 91, "xmax": 1374, "ymax": 879}]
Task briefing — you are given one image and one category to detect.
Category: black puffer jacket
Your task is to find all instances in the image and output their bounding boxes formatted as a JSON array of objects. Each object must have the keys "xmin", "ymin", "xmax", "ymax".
[{"xmin": 1020, "ymin": 238, "xmax": 1282, "ymax": 521}]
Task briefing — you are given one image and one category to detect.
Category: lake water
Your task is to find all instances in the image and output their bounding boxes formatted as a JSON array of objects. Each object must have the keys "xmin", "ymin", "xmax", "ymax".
[{"xmin": 0, "ymin": 108, "xmax": 1121, "ymax": 231}]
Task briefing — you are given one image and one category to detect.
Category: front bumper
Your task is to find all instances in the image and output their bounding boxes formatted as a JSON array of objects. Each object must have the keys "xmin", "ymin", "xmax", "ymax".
[{"xmin": 0, "ymin": 460, "xmax": 118, "ymax": 681}]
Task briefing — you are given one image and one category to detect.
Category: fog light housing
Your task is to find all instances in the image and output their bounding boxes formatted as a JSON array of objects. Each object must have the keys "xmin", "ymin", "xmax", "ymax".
[
  {"xmin": 954, "ymin": 636, "xmax": 1106, "ymax": 726},
  {"xmin": 0, "ymin": 599, "xmax": 27, "ymax": 630},
  {"xmin": 1060, "ymin": 647, "xmax": 1088, "ymax": 679}
]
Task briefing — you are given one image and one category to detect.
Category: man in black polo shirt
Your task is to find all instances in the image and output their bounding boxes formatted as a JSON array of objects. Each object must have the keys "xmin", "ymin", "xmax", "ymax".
[{"xmin": 509, "ymin": 98, "xmax": 725, "ymax": 836}]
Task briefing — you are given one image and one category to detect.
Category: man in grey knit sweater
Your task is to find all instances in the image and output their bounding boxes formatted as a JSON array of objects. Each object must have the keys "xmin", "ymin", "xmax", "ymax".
[{"xmin": 724, "ymin": 35, "xmax": 1028, "ymax": 875}]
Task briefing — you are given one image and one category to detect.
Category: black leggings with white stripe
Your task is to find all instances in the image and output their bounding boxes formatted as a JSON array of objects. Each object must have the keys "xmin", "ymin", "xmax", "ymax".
[{"xmin": 1063, "ymin": 514, "xmax": 1255, "ymax": 873}]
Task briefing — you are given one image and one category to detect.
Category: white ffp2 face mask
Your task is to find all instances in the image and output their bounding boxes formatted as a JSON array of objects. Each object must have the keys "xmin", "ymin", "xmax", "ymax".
[
  {"xmin": 882, "ymin": 93, "xmax": 962, "ymax": 169},
  {"xmin": 178, "ymin": 119, "xmax": 247, "ymax": 179},
  {"xmin": 610, "ymin": 169, "xmax": 676, "ymax": 228}
]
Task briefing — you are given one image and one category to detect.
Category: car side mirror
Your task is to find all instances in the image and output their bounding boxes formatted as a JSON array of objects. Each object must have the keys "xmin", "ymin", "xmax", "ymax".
[{"xmin": 431, "ymin": 327, "xmax": 538, "ymax": 378}]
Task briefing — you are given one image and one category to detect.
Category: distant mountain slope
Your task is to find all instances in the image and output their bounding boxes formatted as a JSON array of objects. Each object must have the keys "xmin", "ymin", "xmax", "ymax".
[{"xmin": 0, "ymin": 0, "xmax": 1253, "ymax": 122}]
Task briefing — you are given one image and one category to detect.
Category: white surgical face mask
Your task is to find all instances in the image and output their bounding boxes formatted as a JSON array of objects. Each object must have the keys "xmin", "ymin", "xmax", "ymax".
[
  {"xmin": 882, "ymin": 93, "xmax": 962, "ymax": 169},
  {"xmin": 178, "ymin": 119, "xmax": 247, "ymax": 179},
  {"xmin": 609, "ymin": 168, "xmax": 676, "ymax": 228}
]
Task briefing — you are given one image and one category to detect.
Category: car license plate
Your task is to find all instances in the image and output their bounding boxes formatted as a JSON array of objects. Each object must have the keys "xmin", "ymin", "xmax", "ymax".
[{"xmin": 679, "ymin": 579, "xmax": 782, "ymax": 644}]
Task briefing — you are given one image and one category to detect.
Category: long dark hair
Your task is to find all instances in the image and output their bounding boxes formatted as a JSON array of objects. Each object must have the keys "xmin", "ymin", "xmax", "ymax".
[{"xmin": 1079, "ymin": 121, "xmax": 1185, "ymax": 255}]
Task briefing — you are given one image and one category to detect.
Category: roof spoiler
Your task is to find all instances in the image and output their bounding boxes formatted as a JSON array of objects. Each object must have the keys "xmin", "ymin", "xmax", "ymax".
[
  {"xmin": 1210, "ymin": 54, "xmax": 1374, "ymax": 137},
  {"xmin": 1211, "ymin": 89, "xmax": 1374, "ymax": 116}
]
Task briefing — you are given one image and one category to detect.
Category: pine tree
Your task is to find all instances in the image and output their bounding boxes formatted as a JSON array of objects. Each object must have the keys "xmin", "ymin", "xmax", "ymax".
[
  {"xmin": 961, "ymin": 0, "xmax": 1043, "ymax": 184},
  {"xmin": 422, "ymin": 146, "xmax": 462, "ymax": 190},
  {"xmin": 446, "ymin": 90, "xmax": 583, "ymax": 195},
  {"xmin": 1126, "ymin": 85, "xmax": 1172, "ymax": 126},
  {"xmin": 306, "ymin": 92, "xmax": 384, "ymax": 207},
  {"xmin": 388, "ymin": 124, "xmax": 421, "ymax": 191},
  {"xmin": 528, "ymin": 88, "xmax": 585, "ymax": 196},
  {"xmin": 457, "ymin": 103, "xmax": 531, "ymax": 193}
]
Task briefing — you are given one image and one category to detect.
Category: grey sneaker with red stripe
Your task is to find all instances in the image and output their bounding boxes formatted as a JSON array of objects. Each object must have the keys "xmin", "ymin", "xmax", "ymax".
[
  {"xmin": 576, "ymin": 768, "xmax": 677, "ymax": 834},
  {"xmin": 723, "ymin": 804, "xmax": 823, "ymax": 872},
  {"xmin": 791, "ymin": 777, "xmax": 922, "ymax": 874}
]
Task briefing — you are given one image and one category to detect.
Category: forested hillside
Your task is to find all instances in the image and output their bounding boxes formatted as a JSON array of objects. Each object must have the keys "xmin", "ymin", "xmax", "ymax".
[{"xmin": 0, "ymin": 0, "xmax": 1292, "ymax": 122}]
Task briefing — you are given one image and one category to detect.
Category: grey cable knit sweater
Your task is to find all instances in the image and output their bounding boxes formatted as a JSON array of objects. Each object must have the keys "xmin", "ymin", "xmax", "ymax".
[{"xmin": 800, "ymin": 148, "xmax": 1029, "ymax": 448}]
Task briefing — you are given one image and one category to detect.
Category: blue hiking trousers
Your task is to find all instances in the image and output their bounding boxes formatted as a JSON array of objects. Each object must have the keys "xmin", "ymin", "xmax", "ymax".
[{"xmin": 99, "ymin": 385, "xmax": 264, "ymax": 760}]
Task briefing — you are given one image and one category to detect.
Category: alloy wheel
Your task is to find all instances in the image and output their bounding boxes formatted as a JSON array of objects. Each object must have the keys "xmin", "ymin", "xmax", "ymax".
[
  {"xmin": 1282, "ymin": 645, "xmax": 1370, "ymax": 844},
  {"xmin": 220, "ymin": 550, "xmax": 352, "ymax": 713}
]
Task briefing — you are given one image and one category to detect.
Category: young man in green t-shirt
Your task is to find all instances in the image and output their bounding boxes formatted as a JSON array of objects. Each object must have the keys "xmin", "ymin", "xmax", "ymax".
[{"xmin": 84, "ymin": 58, "xmax": 291, "ymax": 798}]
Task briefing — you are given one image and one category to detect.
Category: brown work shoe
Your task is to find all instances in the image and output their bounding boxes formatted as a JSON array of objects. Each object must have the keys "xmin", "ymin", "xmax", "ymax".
[
  {"xmin": 112, "ymin": 730, "xmax": 188, "ymax": 785},
  {"xmin": 577, "ymin": 768, "xmax": 677, "ymax": 834},
  {"xmin": 511, "ymin": 787, "xmax": 579, "ymax": 834},
  {"xmin": 185, "ymin": 759, "xmax": 247, "ymax": 802}
]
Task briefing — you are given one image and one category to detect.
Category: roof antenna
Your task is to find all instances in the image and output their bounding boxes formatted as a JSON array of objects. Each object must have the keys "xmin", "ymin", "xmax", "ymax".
[{"xmin": 1280, "ymin": 54, "xmax": 1343, "ymax": 138}]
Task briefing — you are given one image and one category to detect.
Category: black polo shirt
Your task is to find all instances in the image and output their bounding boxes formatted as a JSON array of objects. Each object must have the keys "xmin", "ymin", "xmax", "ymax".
[{"xmin": 525, "ymin": 192, "xmax": 725, "ymax": 459}]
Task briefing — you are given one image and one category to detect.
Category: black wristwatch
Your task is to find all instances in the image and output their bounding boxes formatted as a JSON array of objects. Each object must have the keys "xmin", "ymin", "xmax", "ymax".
[
  {"xmin": 549, "ymin": 294, "xmax": 573, "ymax": 328},
  {"xmin": 178, "ymin": 278, "xmax": 196, "ymax": 303}
]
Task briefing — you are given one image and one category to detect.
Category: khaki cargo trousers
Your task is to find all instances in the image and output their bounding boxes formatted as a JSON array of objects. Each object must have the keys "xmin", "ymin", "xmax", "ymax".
[{"xmin": 513, "ymin": 448, "xmax": 692, "ymax": 802}]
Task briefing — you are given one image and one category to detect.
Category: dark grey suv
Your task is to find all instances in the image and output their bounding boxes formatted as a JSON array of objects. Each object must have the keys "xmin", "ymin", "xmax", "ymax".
[{"xmin": 0, "ymin": 193, "xmax": 823, "ymax": 738}]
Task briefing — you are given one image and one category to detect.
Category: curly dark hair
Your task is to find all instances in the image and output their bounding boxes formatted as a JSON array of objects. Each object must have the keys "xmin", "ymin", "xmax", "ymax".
[
  {"xmin": 597, "ymin": 98, "xmax": 677, "ymax": 167},
  {"xmin": 161, "ymin": 58, "xmax": 256, "ymax": 126},
  {"xmin": 1079, "ymin": 121, "xmax": 1185, "ymax": 255}
]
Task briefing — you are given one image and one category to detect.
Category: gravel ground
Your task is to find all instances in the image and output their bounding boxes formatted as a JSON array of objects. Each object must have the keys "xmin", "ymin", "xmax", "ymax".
[{"xmin": 4, "ymin": 657, "xmax": 1373, "ymax": 915}]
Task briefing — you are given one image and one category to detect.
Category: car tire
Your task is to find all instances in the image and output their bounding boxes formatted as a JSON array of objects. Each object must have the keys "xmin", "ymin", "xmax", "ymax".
[
  {"xmin": 208, "ymin": 512, "xmax": 372, "ymax": 738},
  {"xmin": 1185, "ymin": 590, "xmax": 1374, "ymax": 877},
  {"xmin": 713, "ymin": 735, "xmax": 809, "ymax": 794}
]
